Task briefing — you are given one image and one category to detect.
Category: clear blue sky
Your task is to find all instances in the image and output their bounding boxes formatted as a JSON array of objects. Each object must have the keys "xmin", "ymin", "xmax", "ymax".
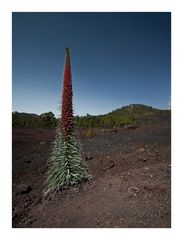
[{"xmin": 12, "ymin": 12, "xmax": 171, "ymax": 116}]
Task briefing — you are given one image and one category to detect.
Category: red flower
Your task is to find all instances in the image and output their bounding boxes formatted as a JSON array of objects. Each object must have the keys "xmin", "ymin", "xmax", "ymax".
[{"xmin": 61, "ymin": 47, "xmax": 74, "ymax": 139}]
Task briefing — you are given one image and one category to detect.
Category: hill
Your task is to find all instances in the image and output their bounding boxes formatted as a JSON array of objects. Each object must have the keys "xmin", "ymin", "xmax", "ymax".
[
  {"xmin": 12, "ymin": 104, "xmax": 170, "ymax": 128},
  {"xmin": 12, "ymin": 111, "xmax": 39, "ymax": 118},
  {"xmin": 106, "ymin": 104, "xmax": 158, "ymax": 117},
  {"xmin": 76, "ymin": 104, "xmax": 170, "ymax": 128}
]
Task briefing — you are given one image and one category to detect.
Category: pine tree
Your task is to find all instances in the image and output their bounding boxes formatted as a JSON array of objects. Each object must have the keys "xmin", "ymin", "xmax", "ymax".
[{"xmin": 44, "ymin": 48, "xmax": 90, "ymax": 195}]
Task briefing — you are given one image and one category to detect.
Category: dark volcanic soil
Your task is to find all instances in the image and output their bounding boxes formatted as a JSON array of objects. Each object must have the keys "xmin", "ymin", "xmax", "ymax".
[{"xmin": 12, "ymin": 118, "xmax": 171, "ymax": 228}]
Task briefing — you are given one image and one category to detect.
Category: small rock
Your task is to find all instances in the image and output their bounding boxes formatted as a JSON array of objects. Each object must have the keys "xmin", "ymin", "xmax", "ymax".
[
  {"xmin": 40, "ymin": 141, "xmax": 45, "ymax": 145},
  {"xmin": 16, "ymin": 184, "xmax": 32, "ymax": 195},
  {"xmin": 144, "ymin": 167, "xmax": 150, "ymax": 171},
  {"xmin": 95, "ymin": 216, "xmax": 100, "ymax": 225},
  {"xmin": 25, "ymin": 160, "xmax": 31, "ymax": 163},
  {"xmin": 124, "ymin": 124, "xmax": 138, "ymax": 130},
  {"xmin": 155, "ymin": 149, "xmax": 159, "ymax": 156},
  {"xmin": 144, "ymin": 184, "xmax": 154, "ymax": 191},
  {"xmin": 24, "ymin": 219, "xmax": 33, "ymax": 225},
  {"xmin": 138, "ymin": 156, "xmax": 147, "ymax": 162},
  {"xmin": 107, "ymin": 156, "xmax": 110, "ymax": 159},
  {"xmin": 138, "ymin": 148, "xmax": 145, "ymax": 153},
  {"xmin": 127, "ymin": 186, "xmax": 140, "ymax": 196},
  {"xmin": 73, "ymin": 187, "xmax": 79, "ymax": 193},
  {"xmin": 82, "ymin": 184, "xmax": 88, "ymax": 191},
  {"xmin": 85, "ymin": 155, "xmax": 92, "ymax": 161},
  {"xmin": 109, "ymin": 160, "xmax": 115, "ymax": 168},
  {"xmin": 106, "ymin": 221, "xmax": 110, "ymax": 226}
]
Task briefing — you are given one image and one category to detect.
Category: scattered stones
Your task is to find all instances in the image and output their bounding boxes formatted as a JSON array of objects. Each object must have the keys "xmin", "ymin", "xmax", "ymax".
[
  {"xmin": 13, "ymin": 122, "xmax": 171, "ymax": 227},
  {"xmin": 127, "ymin": 186, "xmax": 140, "ymax": 197},
  {"xmin": 16, "ymin": 184, "xmax": 32, "ymax": 195}
]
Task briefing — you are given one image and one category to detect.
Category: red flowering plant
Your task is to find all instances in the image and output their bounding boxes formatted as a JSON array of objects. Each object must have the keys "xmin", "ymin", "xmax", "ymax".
[{"xmin": 44, "ymin": 48, "xmax": 90, "ymax": 195}]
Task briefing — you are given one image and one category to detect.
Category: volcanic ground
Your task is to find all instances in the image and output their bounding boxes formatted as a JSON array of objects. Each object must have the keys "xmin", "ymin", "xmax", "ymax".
[{"xmin": 12, "ymin": 115, "xmax": 171, "ymax": 228}]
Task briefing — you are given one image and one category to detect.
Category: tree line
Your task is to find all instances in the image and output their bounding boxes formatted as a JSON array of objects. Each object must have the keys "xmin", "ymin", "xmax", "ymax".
[
  {"xmin": 13, "ymin": 105, "xmax": 163, "ymax": 128},
  {"xmin": 12, "ymin": 112, "xmax": 58, "ymax": 128},
  {"xmin": 12, "ymin": 112, "xmax": 136, "ymax": 128}
]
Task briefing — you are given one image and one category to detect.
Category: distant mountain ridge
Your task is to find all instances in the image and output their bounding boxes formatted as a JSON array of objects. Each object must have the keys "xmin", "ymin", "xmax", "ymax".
[{"xmin": 12, "ymin": 111, "xmax": 39, "ymax": 118}]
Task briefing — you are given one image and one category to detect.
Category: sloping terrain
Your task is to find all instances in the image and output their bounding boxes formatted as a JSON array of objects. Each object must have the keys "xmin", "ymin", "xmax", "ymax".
[{"xmin": 12, "ymin": 113, "xmax": 171, "ymax": 228}]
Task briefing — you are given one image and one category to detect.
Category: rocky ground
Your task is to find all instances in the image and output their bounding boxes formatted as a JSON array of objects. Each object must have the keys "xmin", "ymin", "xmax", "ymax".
[{"xmin": 12, "ymin": 116, "xmax": 171, "ymax": 228}]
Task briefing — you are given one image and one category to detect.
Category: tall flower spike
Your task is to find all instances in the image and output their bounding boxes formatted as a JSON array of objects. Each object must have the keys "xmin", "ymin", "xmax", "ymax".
[
  {"xmin": 44, "ymin": 47, "xmax": 90, "ymax": 196},
  {"xmin": 61, "ymin": 47, "xmax": 74, "ymax": 140}
]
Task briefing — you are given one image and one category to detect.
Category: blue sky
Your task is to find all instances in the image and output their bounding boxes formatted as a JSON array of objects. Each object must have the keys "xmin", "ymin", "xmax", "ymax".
[{"xmin": 12, "ymin": 12, "xmax": 171, "ymax": 116}]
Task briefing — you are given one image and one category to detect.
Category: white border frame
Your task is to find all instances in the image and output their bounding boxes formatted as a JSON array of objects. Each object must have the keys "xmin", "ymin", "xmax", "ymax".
[{"xmin": 1, "ymin": 1, "xmax": 183, "ymax": 240}]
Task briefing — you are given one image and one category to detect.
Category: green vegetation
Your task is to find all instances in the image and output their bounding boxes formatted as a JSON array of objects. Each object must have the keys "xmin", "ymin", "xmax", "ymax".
[
  {"xmin": 12, "ymin": 111, "xmax": 58, "ymax": 128},
  {"xmin": 76, "ymin": 104, "xmax": 164, "ymax": 128},
  {"xmin": 86, "ymin": 127, "xmax": 94, "ymax": 139},
  {"xmin": 12, "ymin": 104, "xmax": 170, "ymax": 129}
]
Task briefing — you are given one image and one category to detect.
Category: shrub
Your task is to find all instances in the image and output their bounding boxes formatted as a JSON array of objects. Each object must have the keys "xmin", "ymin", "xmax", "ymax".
[{"xmin": 86, "ymin": 127, "xmax": 94, "ymax": 139}]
